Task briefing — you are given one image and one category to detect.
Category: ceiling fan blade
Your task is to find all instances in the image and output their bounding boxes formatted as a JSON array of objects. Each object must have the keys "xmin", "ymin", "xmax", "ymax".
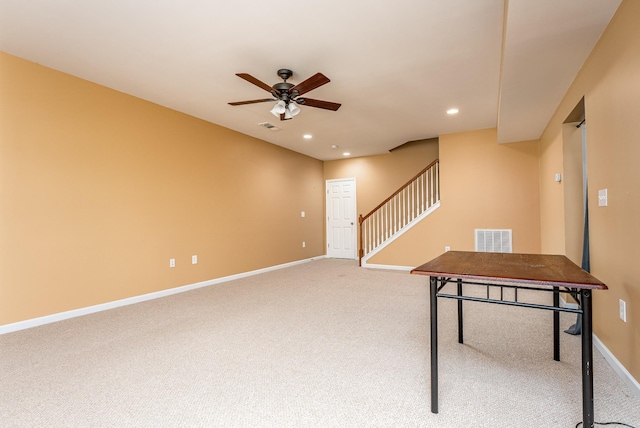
[
  {"xmin": 236, "ymin": 73, "xmax": 279, "ymax": 95},
  {"xmin": 298, "ymin": 98, "xmax": 341, "ymax": 111},
  {"xmin": 228, "ymin": 99, "xmax": 275, "ymax": 106},
  {"xmin": 290, "ymin": 73, "xmax": 330, "ymax": 96}
]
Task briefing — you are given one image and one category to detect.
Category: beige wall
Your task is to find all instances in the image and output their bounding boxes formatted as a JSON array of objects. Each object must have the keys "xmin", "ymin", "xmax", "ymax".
[
  {"xmin": 538, "ymin": 0, "xmax": 640, "ymax": 380},
  {"xmin": 368, "ymin": 128, "xmax": 541, "ymax": 267},
  {"xmin": 0, "ymin": 52, "xmax": 325, "ymax": 326}
]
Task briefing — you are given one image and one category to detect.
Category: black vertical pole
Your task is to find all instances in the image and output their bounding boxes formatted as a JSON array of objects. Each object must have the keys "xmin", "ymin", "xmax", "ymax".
[
  {"xmin": 430, "ymin": 276, "xmax": 439, "ymax": 414},
  {"xmin": 553, "ymin": 287, "xmax": 560, "ymax": 361},
  {"xmin": 457, "ymin": 279, "xmax": 463, "ymax": 344},
  {"xmin": 581, "ymin": 289, "xmax": 594, "ymax": 428}
]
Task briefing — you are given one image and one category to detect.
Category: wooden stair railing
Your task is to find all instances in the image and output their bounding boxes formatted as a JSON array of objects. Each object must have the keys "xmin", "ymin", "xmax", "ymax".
[{"xmin": 358, "ymin": 159, "xmax": 439, "ymax": 266}]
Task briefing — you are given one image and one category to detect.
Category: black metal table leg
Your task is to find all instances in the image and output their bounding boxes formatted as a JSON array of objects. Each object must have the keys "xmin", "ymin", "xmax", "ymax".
[
  {"xmin": 553, "ymin": 287, "xmax": 560, "ymax": 361},
  {"xmin": 581, "ymin": 290, "xmax": 594, "ymax": 428},
  {"xmin": 430, "ymin": 276, "xmax": 439, "ymax": 414},
  {"xmin": 457, "ymin": 279, "xmax": 463, "ymax": 344}
]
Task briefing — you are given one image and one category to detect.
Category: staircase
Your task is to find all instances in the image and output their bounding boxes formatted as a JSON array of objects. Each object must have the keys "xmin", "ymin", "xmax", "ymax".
[{"xmin": 358, "ymin": 159, "xmax": 440, "ymax": 266}]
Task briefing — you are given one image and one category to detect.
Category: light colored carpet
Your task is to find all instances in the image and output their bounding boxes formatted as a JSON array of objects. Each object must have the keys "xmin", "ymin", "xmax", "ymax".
[{"xmin": 1, "ymin": 259, "xmax": 638, "ymax": 427}]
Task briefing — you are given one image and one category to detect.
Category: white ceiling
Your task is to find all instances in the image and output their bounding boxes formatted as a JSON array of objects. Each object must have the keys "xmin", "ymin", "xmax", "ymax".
[{"xmin": 0, "ymin": 0, "xmax": 621, "ymax": 160}]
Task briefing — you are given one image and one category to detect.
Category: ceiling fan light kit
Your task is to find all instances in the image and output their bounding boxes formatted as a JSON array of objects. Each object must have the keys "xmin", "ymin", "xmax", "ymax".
[
  {"xmin": 229, "ymin": 69, "xmax": 341, "ymax": 121},
  {"xmin": 288, "ymin": 102, "xmax": 300, "ymax": 115},
  {"xmin": 270, "ymin": 100, "xmax": 287, "ymax": 116}
]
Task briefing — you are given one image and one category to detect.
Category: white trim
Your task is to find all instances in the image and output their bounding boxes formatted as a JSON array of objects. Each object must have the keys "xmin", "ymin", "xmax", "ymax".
[
  {"xmin": 593, "ymin": 333, "xmax": 640, "ymax": 398},
  {"xmin": 0, "ymin": 257, "xmax": 322, "ymax": 335},
  {"xmin": 362, "ymin": 263, "xmax": 414, "ymax": 271},
  {"xmin": 560, "ymin": 297, "xmax": 639, "ymax": 398},
  {"xmin": 559, "ymin": 295, "xmax": 579, "ymax": 309},
  {"xmin": 361, "ymin": 201, "xmax": 440, "ymax": 266},
  {"xmin": 6, "ymin": 255, "xmax": 637, "ymax": 401}
]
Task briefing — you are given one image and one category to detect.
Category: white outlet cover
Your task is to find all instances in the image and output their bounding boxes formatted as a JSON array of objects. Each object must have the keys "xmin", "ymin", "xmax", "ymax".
[
  {"xmin": 301, "ymin": 211, "xmax": 305, "ymax": 218},
  {"xmin": 169, "ymin": 258, "xmax": 175, "ymax": 268},
  {"xmin": 192, "ymin": 255, "xmax": 197, "ymax": 264}
]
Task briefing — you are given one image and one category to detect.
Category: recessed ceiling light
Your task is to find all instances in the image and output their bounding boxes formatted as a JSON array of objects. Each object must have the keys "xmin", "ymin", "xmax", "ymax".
[
  {"xmin": 303, "ymin": 134, "xmax": 312, "ymax": 139},
  {"xmin": 343, "ymin": 152, "xmax": 351, "ymax": 157},
  {"xmin": 447, "ymin": 108, "xmax": 459, "ymax": 115}
]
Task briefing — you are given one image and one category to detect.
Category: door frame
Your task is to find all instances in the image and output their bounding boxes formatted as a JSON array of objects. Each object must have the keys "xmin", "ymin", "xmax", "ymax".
[{"xmin": 325, "ymin": 177, "xmax": 358, "ymax": 259}]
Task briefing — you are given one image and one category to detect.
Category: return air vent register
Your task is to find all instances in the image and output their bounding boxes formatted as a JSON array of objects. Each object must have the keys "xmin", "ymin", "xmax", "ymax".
[
  {"xmin": 475, "ymin": 229, "xmax": 512, "ymax": 253},
  {"xmin": 258, "ymin": 122, "xmax": 280, "ymax": 131}
]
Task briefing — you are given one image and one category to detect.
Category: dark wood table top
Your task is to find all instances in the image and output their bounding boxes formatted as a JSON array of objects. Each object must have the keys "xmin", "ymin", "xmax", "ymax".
[{"xmin": 411, "ymin": 251, "xmax": 607, "ymax": 290}]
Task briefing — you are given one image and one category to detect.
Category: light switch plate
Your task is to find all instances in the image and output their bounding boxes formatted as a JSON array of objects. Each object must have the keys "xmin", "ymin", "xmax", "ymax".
[
  {"xmin": 598, "ymin": 189, "xmax": 608, "ymax": 207},
  {"xmin": 619, "ymin": 299, "xmax": 627, "ymax": 322}
]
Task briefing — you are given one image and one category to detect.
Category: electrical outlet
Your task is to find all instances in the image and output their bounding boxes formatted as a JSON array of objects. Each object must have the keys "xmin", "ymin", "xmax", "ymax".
[
  {"xmin": 302, "ymin": 241, "xmax": 306, "ymax": 248},
  {"xmin": 445, "ymin": 246, "xmax": 451, "ymax": 252},
  {"xmin": 192, "ymin": 255, "xmax": 197, "ymax": 265},
  {"xmin": 619, "ymin": 299, "xmax": 627, "ymax": 322},
  {"xmin": 301, "ymin": 211, "xmax": 305, "ymax": 218},
  {"xmin": 169, "ymin": 258, "xmax": 175, "ymax": 268}
]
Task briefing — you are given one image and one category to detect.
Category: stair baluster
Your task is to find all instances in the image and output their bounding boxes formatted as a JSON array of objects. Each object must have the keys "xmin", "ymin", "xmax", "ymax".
[{"xmin": 358, "ymin": 159, "xmax": 440, "ymax": 266}]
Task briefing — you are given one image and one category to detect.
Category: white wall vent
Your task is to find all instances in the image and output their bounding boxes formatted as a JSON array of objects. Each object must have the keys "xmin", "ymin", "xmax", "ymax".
[{"xmin": 475, "ymin": 229, "xmax": 512, "ymax": 253}]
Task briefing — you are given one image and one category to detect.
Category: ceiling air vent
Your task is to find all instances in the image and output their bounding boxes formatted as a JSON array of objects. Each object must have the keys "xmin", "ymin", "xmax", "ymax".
[
  {"xmin": 258, "ymin": 122, "xmax": 280, "ymax": 131},
  {"xmin": 475, "ymin": 229, "xmax": 512, "ymax": 253}
]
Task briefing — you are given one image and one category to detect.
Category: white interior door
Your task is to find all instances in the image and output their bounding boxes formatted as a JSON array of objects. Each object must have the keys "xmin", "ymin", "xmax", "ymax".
[{"xmin": 326, "ymin": 178, "xmax": 357, "ymax": 259}]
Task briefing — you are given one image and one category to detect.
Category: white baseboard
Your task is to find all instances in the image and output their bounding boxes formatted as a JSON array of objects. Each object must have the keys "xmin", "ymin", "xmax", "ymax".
[
  {"xmin": 362, "ymin": 263, "xmax": 414, "ymax": 271},
  {"xmin": 559, "ymin": 295, "xmax": 579, "ymax": 309},
  {"xmin": 0, "ymin": 257, "xmax": 322, "ymax": 335},
  {"xmin": 560, "ymin": 296, "xmax": 639, "ymax": 398},
  {"xmin": 593, "ymin": 333, "xmax": 640, "ymax": 399},
  {"xmin": 4, "ymin": 256, "xmax": 638, "ymax": 400}
]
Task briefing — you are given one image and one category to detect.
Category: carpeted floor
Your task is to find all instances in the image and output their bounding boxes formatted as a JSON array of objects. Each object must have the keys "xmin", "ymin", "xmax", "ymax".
[{"xmin": 1, "ymin": 259, "xmax": 638, "ymax": 427}]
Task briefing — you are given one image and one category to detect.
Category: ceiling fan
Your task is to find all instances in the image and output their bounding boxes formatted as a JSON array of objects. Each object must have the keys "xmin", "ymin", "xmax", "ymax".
[{"xmin": 228, "ymin": 69, "xmax": 341, "ymax": 120}]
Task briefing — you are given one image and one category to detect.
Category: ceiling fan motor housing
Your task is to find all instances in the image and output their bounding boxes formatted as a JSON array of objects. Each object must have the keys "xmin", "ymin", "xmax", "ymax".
[{"xmin": 273, "ymin": 69, "xmax": 296, "ymax": 102}]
